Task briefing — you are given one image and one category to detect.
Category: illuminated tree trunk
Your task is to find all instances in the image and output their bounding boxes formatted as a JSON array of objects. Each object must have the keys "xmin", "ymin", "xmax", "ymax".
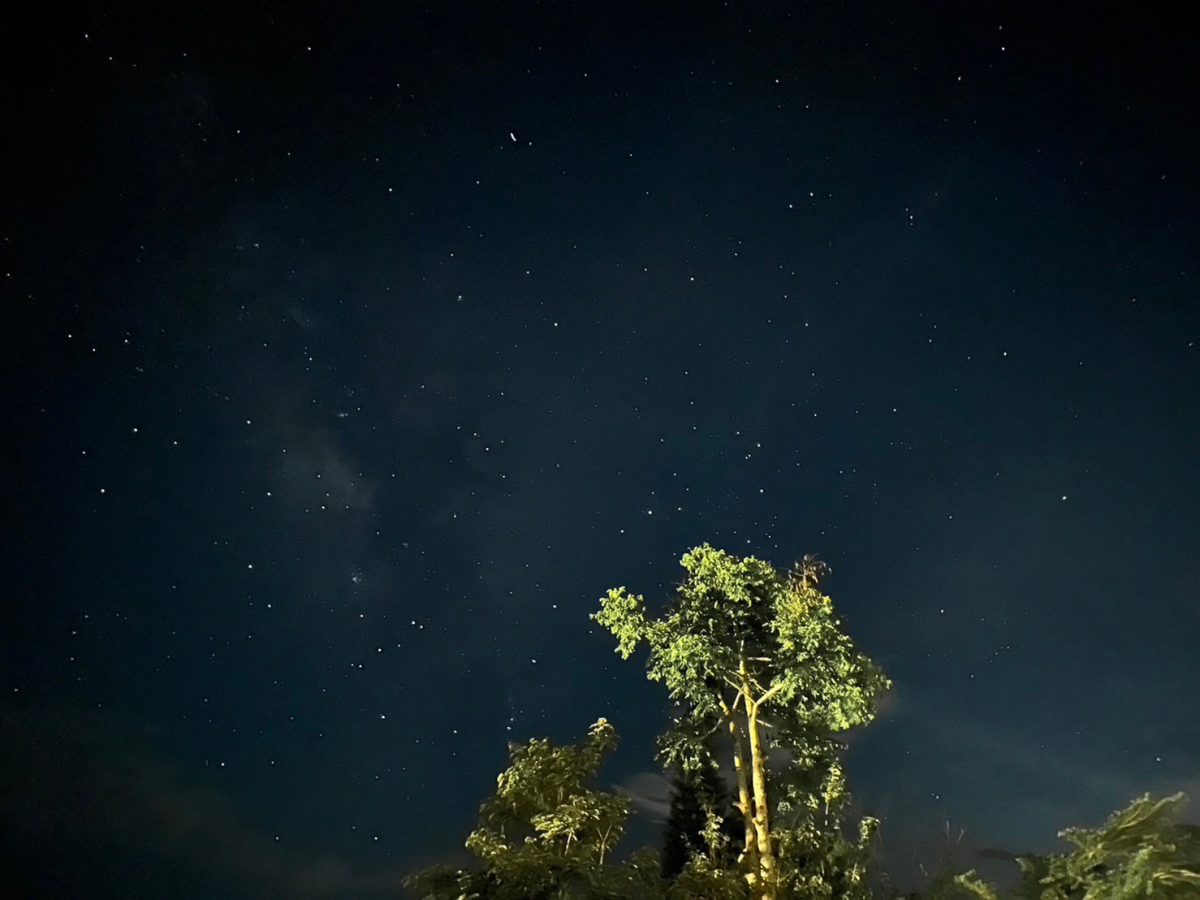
[
  {"xmin": 728, "ymin": 715, "xmax": 758, "ymax": 865},
  {"xmin": 747, "ymin": 702, "xmax": 777, "ymax": 900}
]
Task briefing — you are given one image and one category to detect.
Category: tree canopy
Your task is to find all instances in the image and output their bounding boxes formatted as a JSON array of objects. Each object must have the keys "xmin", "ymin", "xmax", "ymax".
[
  {"xmin": 404, "ymin": 718, "xmax": 660, "ymax": 900},
  {"xmin": 594, "ymin": 543, "xmax": 890, "ymax": 898}
]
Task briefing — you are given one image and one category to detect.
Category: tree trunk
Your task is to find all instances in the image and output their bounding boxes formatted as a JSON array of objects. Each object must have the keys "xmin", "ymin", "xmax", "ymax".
[
  {"xmin": 747, "ymin": 704, "xmax": 777, "ymax": 900},
  {"xmin": 727, "ymin": 714, "xmax": 758, "ymax": 870}
]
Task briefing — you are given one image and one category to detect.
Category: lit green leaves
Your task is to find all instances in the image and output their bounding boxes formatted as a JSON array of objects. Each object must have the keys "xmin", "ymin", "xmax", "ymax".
[
  {"xmin": 920, "ymin": 869, "xmax": 1001, "ymax": 899},
  {"xmin": 477, "ymin": 717, "xmax": 628, "ymax": 862},
  {"xmin": 942, "ymin": 792, "xmax": 1200, "ymax": 900},
  {"xmin": 405, "ymin": 719, "xmax": 636, "ymax": 899},
  {"xmin": 1015, "ymin": 792, "xmax": 1200, "ymax": 899},
  {"xmin": 595, "ymin": 543, "xmax": 890, "ymax": 746},
  {"xmin": 593, "ymin": 587, "xmax": 648, "ymax": 659}
]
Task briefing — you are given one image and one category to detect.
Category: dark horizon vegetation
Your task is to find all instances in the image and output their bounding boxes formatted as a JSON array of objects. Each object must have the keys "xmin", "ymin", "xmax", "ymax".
[{"xmin": 405, "ymin": 544, "xmax": 1199, "ymax": 899}]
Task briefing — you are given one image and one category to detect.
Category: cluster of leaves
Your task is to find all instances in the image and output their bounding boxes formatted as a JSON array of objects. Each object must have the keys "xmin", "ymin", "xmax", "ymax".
[
  {"xmin": 404, "ymin": 719, "xmax": 660, "ymax": 900},
  {"xmin": 909, "ymin": 869, "xmax": 1001, "ymax": 900},
  {"xmin": 772, "ymin": 809, "xmax": 879, "ymax": 900},
  {"xmin": 596, "ymin": 546, "xmax": 889, "ymax": 769},
  {"xmin": 1011, "ymin": 792, "xmax": 1200, "ymax": 899},
  {"xmin": 906, "ymin": 793, "xmax": 1200, "ymax": 900}
]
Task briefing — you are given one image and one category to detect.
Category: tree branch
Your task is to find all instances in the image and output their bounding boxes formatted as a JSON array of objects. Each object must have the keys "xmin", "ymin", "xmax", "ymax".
[{"xmin": 755, "ymin": 681, "xmax": 785, "ymax": 707}]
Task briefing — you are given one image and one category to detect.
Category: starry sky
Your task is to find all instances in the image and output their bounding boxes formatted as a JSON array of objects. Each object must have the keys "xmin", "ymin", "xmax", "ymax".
[{"xmin": 3, "ymin": 3, "xmax": 1198, "ymax": 897}]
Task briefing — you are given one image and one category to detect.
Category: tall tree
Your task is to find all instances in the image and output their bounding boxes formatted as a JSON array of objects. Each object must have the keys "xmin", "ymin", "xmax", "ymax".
[{"xmin": 594, "ymin": 544, "xmax": 890, "ymax": 899}]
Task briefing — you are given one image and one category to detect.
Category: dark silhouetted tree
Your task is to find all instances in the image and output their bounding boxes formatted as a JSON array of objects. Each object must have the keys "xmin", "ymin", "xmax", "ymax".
[{"xmin": 662, "ymin": 759, "xmax": 741, "ymax": 880}]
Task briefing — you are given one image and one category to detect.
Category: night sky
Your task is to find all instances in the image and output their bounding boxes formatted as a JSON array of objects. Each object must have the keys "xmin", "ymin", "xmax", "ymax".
[{"xmin": 3, "ymin": 4, "xmax": 1198, "ymax": 897}]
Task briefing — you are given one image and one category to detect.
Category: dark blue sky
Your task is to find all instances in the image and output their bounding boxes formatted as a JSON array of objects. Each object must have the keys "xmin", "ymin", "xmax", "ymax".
[{"xmin": 3, "ymin": 3, "xmax": 1198, "ymax": 896}]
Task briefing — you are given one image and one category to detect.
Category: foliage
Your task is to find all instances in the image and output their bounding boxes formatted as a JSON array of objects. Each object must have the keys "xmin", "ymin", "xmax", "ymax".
[
  {"xmin": 1011, "ymin": 792, "xmax": 1200, "ymax": 900},
  {"xmin": 773, "ymin": 812, "xmax": 880, "ymax": 899},
  {"xmin": 914, "ymin": 868, "xmax": 1001, "ymax": 900},
  {"xmin": 908, "ymin": 793, "xmax": 1200, "ymax": 900},
  {"xmin": 404, "ymin": 719, "xmax": 644, "ymax": 900},
  {"xmin": 661, "ymin": 759, "xmax": 741, "ymax": 879},
  {"xmin": 668, "ymin": 855, "xmax": 753, "ymax": 898},
  {"xmin": 594, "ymin": 543, "xmax": 891, "ymax": 898}
]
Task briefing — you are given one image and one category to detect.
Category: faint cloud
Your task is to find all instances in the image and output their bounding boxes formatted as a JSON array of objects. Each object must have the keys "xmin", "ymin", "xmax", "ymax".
[
  {"xmin": 923, "ymin": 712, "xmax": 1144, "ymax": 805},
  {"xmin": 278, "ymin": 427, "xmax": 377, "ymax": 512},
  {"xmin": 615, "ymin": 771, "xmax": 672, "ymax": 823},
  {"xmin": 288, "ymin": 304, "xmax": 317, "ymax": 332}
]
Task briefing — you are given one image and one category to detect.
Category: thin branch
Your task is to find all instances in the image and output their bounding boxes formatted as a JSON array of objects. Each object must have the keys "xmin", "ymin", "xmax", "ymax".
[
  {"xmin": 718, "ymin": 685, "xmax": 746, "ymax": 715},
  {"xmin": 755, "ymin": 681, "xmax": 785, "ymax": 707}
]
